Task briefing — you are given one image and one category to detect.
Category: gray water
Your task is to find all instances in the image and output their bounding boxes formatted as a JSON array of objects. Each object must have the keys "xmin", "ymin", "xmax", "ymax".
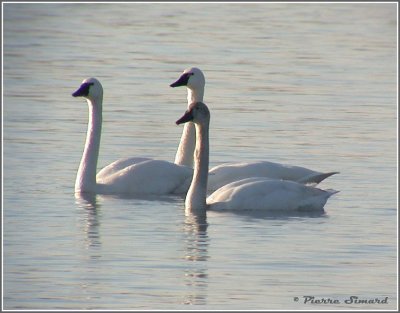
[{"xmin": 3, "ymin": 2, "xmax": 397, "ymax": 310}]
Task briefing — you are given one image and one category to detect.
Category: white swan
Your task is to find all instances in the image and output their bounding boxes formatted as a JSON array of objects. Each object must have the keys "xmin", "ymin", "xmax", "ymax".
[
  {"xmin": 72, "ymin": 77, "xmax": 192, "ymax": 195},
  {"xmin": 170, "ymin": 67, "xmax": 338, "ymax": 192},
  {"xmin": 176, "ymin": 102, "xmax": 338, "ymax": 216}
]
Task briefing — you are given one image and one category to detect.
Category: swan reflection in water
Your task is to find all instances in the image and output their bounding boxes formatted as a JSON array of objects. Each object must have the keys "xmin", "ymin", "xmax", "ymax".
[
  {"xmin": 223, "ymin": 207, "xmax": 329, "ymax": 221},
  {"xmin": 75, "ymin": 192, "xmax": 102, "ymax": 252},
  {"xmin": 182, "ymin": 214, "xmax": 209, "ymax": 306}
]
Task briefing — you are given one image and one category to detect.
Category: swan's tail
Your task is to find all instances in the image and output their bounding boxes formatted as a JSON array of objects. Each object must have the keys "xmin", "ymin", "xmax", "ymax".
[
  {"xmin": 298, "ymin": 171, "xmax": 339, "ymax": 185},
  {"xmin": 326, "ymin": 189, "xmax": 340, "ymax": 197}
]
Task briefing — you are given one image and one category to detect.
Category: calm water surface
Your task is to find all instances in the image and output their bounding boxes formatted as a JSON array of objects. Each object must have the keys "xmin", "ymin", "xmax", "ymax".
[{"xmin": 3, "ymin": 3, "xmax": 397, "ymax": 310}]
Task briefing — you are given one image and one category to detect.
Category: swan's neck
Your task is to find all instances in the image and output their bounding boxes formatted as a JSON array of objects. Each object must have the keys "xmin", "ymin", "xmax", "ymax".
[
  {"xmin": 187, "ymin": 87, "xmax": 204, "ymax": 105},
  {"xmin": 75, "ymin": 98, "xmax": 102, "ymax": 193},
  {"xmin": 185, "ymin": 121, "xmax": 209, "ymax": 216},
  {"xmin": 174, "ymin": 87, "xmax": 204, "ymax": 167}
]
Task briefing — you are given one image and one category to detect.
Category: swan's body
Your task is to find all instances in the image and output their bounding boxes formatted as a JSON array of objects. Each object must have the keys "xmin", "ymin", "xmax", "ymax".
[
  {"xmin": 73, "ymin": 78, "xmax": 192, "ymax": 195},
  {"xmin": 170, "ymin": 67, "xmax": 338, "ymax": 191},
  {"xmin": 207, "ymin": 177, "xmax": 338, "ymax": 212},
  {"xmin": 176, "ymin": 102, "xmax": 338, "ymax": 216}
]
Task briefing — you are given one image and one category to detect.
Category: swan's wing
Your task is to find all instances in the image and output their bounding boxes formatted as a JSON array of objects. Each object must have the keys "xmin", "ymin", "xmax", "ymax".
[
  {"xmin": 97, "ymin": 157, "xmax": 152, "ymax": 181},
  {"xmin": 208, "ymin": 161, "xmax": 337, "ymax": 192},
  {"xmin": 207, "ymin": 177, "xmax": 273, "ymax": 206},
  {"xmin": 208, "ymin": 178, "xmax": 337, "ymax": 212},
  {"xmin": 100, "ymin": 159, "xmax": 193, "ymax": 195}
]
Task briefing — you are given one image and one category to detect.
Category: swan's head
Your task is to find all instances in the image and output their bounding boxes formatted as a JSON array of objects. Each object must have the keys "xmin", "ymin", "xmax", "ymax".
[
  {"xmin": 72, "ymin": 77, "xmax": 103, "ymax": 101},
  {"xmin": 170, "ymin": 67, "xmax": 205, "ymax": 91},
  {"xmin": 176, "ymin": 102, "xmax": 210, "ymax": 126}
]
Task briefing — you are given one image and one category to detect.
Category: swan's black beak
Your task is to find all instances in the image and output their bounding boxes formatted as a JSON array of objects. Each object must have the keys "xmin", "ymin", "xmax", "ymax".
[
  {"xmin": 170, "ymin": 72, "xmax": 192, "ymax": 87},
  {"xmin": 176, "ymin": 109, "xmax": 194, "ymax": 125},
  {"xmin": 72, "ymin": 82, "xmax": 93, "ymax": 97}
]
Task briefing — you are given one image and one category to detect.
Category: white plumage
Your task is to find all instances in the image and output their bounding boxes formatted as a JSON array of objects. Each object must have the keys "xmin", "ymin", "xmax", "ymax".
[{"xmin": 207, "ymin": 177, "xmax": 338, "ymax": 212}]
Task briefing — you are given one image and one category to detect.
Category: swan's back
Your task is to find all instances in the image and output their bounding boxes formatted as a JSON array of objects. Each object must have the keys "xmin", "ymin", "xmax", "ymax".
[
  {"xmin": 207, "ymin": 177, "xmax": 338, "ymax": 212},
  {"xmin": 97, "ymin": 157, "xmax": 152, "ymax": 180},
  {"xmin": 98, "ymin": 159, "xmax": 193, "ymax": 195},
  {"xmin": 208, "ymin": 161, "xmax": 337, "ymax": 191}
]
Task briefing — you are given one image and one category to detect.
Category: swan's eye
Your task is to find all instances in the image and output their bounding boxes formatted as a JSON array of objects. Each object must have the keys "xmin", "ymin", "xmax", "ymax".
[
  {"xmin": 86, "ymin": 82, "xmax": 95, "ymax": 91},
  {"xmin": 73, "ymin": 82, "xmax": 95, "ymax": 97},
  {"xmin": 83, "ymin": 82, "xmax": 95, "ymax": 92}
]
